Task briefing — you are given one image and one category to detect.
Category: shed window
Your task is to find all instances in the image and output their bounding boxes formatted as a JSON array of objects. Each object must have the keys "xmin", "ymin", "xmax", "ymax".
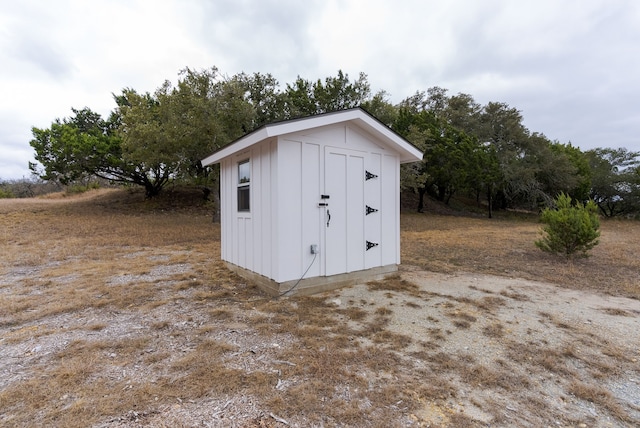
[{"xmin": 237, "ymin": 160, "xmax": 250, "ymax": 212}]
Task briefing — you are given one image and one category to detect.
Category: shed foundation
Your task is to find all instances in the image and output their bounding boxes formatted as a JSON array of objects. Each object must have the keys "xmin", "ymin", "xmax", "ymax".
[{"xmin": 224, "ymin": 262, "xmax": 398, "ymax": 297}]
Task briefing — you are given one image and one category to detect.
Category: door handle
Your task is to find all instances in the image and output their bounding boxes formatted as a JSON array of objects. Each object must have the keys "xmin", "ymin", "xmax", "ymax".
[{"xmin": 326, "ymin": 209, "xmax": 331, "ymax": 227}]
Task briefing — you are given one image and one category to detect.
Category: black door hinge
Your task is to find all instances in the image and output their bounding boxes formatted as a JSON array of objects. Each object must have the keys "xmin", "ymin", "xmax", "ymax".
[{"xmin": 366, "ymin": 241, "xmax": 379, "ymax": 251}]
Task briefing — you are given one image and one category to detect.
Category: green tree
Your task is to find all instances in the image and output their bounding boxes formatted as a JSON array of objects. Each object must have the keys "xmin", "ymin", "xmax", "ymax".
[
  {"xmin": 29, "ymin": 107, "xmax": 122, "ymax": 185},
  {"xmin": 586, "ymin": 148, "xmax": 640, "ymax": 217},
  {"xmin": 476, "ymin": 102, "xmax": 533, "ymax": 209},
  {"xmin": 29, "ymin": 68, "xmax": 261, "ymax": 198},
  {"xmin": 476, "ymin": 103, "xmax": 584, "ymax": 210},
  {"xmin": 283, "ymin": 70, "xmax": 371, "ymax": 117},
  {"xmin": 163, "ymin": 68, "xmax": 255, "ymax": 181},
  {"xmin": 467, "ymin": 141, "xmax": 501, "ymax": 218},
  {"xmin": 233, "ymin": 71, "xmax": 287, "ymax": 128},
  {"xmin": 395, "ymin": 107, "xmax": 483, "ymax": 211},
  {"xmin": 361, "ymin": 90, "xmax": 397, "ymax": 126},
  {"xmin": 528, "ymin": 133, "xmax": 581, "ymax": 206},
  {"xmin": 535, "ymin": 193, "xmax": 600, "ymax": 258},
  {"xmin": 31, "ymin": 95, "xmax": 188, "ymax": 198},
  {"xmin": 114, "ymin": 87, "xmax": 185, "ymax": 197},
  {"xmin": 395, "ymin": 90, "xmax": 501, "ymax": 215},
  {"xmin": 0, "ymin": 184, "xmax": 14, "ymax": 198},
  {"xmin": 549, "ymin": 142, "xmax": 591, "ymax": 202},
  {"xmin": 445, "ymin": 92, "xmax": 482, "ymax": 134}
]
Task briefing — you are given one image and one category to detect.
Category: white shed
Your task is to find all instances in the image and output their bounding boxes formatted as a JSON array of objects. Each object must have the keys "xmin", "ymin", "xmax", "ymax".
[{"xmin": 201, "ymin": 108, "xmax": 422, "ymax": 296}]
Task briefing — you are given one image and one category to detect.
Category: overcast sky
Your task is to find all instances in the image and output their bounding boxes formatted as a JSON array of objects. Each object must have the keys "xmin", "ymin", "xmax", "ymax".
[{"xmin": 1, "ymin": 0, "xmax": 639, "ymax": 180}]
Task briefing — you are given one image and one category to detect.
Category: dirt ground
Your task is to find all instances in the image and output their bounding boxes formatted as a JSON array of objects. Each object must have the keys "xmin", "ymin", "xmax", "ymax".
[
  {"xmin": 1, "ymin": 190, "xmax": 639, "ymax": 427},
  {"xmin": 2, "ymin": 264, "xmax": 639, "ymax": 427},
  {"xmin": 358, "ymin": 268, "xmax": 640, "ymax": 425}
]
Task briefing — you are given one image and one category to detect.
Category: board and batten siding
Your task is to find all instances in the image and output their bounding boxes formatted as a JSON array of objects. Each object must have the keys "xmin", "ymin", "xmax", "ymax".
[
  {"xmin": 381, "ymin": 152, "xmax": 400, "ymax": 265},
  {"xmin": 276, "ymin": 138, "xmax": 322, "ymax": 283},
  {"xmin": 220, "ymin": 138, "xmax": 277, "ymax": 281},
  {"xmin": 218, "ymin": 122, "xmax": 403, "ymax": 285}
]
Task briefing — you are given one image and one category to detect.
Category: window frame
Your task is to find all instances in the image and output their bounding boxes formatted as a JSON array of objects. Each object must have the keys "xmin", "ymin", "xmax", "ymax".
[{"xmin": 237, "ymin": 159, "xmax": 250, "ymax": 212}]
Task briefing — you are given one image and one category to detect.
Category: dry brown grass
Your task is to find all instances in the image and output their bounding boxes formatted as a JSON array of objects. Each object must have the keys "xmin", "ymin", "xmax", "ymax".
[
  {"xmin": 366, "ymin": 274, "xmax": 422, "ymax": 296},
  {"xmin": 401, "ymin": 212, "xmax": 640, "ymax": 299},
  {"xmin": 482, "ymin": 321, "xmax": 505, "ymax": 338},
  {"xmin": 568, "ymin": 381, "xmax": 632, "ymax": 423},
  {"xmin": 1, "ymin": 189, "xmax": 639, "ymax": 427}
]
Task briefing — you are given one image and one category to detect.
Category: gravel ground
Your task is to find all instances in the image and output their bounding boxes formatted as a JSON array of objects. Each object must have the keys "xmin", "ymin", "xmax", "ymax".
[
  {"xmin": 107, "ymin": 267, "xmax": 640, "ymax": 427},
  {"xmin": 326, "ymin": 267, "xmax": 640, "ymax": 426},
  {"xmin": 2, "ymin": 261, "xmax": 639, "ymax": 427}
]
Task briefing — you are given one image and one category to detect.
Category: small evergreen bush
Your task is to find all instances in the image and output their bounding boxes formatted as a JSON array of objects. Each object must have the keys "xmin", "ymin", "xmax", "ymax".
[
  {"xmin": 0, "ymin": 188, "xmax": 15, "ymax": 198},
  {"xmin": 65, "ymin": 181, "xmax": 100, "ymax": 195},
  {"xmin": 535, "ymin": 193, "xmax": 600, "ymax": 258}
]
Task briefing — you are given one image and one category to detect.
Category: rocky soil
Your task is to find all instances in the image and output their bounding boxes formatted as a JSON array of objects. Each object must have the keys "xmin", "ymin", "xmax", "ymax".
[{"xmin": 2, "ymin": 262, "xmax": 639, "ymax": 427}]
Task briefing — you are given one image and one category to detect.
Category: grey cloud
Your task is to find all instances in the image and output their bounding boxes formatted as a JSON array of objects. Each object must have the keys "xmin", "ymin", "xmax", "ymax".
[
  {"xmin": 3, "ymin": 2, "xmax": 76, "ymax": 80},
  {"xmin": 9, "ymin": 33, "xmax": 74, "ymax": 79},
  {"xmin": 1, "ymin": 0, "xmax": 639, "ymax": 180},
  {"xmin": 191, "ymin": 0, "xmax": 323, "ymax": 79}
]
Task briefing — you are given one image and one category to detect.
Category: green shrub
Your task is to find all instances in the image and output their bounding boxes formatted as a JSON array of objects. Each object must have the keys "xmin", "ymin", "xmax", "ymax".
[
  {"xmin": 535, "ymin": 193, "xmax": 600, "ymax": 258},
  {"xmin": 65, "ymin": 181, "xmax": 100, "ymax": 195},
  {"xmin": 0, "ymin": 188, "xmax": 15, "ymax": 198}
]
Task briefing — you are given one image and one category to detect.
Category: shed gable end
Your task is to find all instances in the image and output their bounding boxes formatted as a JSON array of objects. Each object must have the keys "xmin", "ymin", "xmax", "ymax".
[{"xmin": 287, "ymin": 123, "xmax": 390, "ymax": 155}]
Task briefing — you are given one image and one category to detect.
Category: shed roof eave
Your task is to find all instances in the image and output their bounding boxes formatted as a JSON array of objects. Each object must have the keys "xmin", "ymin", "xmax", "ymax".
[
  {"xmin": 201, "ymin": 108, "xmax": 423, "ymax": 166},
  {"xmin": 201, "ymin": 127, "xmax": 270, "ymax": 166},
  {"xmin": 399, "ymin": 157, "xmax": 422, "ymax": 165}
]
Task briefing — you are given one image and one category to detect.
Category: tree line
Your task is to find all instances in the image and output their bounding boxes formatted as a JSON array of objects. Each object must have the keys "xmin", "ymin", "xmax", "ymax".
[{"xmin": 29, "ymin": 68, "xmax": 640, "ymax": 217}]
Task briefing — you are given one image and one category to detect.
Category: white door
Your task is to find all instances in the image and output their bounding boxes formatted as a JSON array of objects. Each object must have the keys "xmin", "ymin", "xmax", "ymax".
[
  {"xmin": 324, "ymin": 147, "xmax": 366, "ymax": 276},
  {"xmin": 364, "ymin": 153, "xmax": 382, "ymax": 269}
]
